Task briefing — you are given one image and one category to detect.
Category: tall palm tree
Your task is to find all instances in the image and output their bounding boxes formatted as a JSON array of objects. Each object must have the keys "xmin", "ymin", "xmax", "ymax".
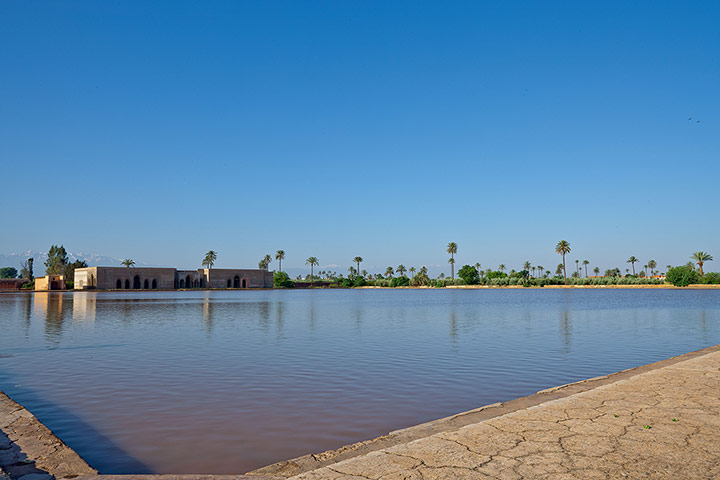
[
  {"xmin": 275, "ymin": 250, "xmax": 286, "ymax": 272},
  {"xmin": 474, "ymin": 262, "xmax": 481, "ymax": 273},
  {"xmin": 555, "ymin": 240, "xmax": 571, "ymax": 283},
  {"xmin": 647, "ymin": 259, "xmax": 656, "ymax": 276},
  {"xmin": 627, "ymin": 256, "xmax": 639, "ymax": 275},
  {"xmin": 385, "ymin": 266, "xmax": 394, "ymax": 278},
  {"xmin": 537, "ymin": 265, "xmax": 544, "ymax": 277},
  {"xmin": 263, "ymin": 254, "xmax": 272, "ymax": 270},
  {"xmin": 202, "ymin": 251, "xmax": 217, "ymax": 270},
  {"xmin": 122, "ymin": 259, "xmax": 135, "ymax": 268},
  {"xmin": 523, "ymin": 261, "xmax": 531, "ymax": 273},
  {"xmin": 446, "ymin": 242, "xmax": 458, "ymax": 279},
  {"xmin": 499, "ymin": 264, "xmax": 506, "ymax": 272},
  {"xmin": 396, "ymin": 265, "xmax": 406, "ymax": 277},
  {"xmin": 691, "ymin": 251, "xmax": 713, "ymax": 275},
  {"xmin": 575, "ymin": 259, "xmax": 579, "ymax": 275},
  {"xmin": 582, "ymin": 260, "xmax": 589, "ymax": 277},
  {"xmin": 409, "ymin": 266, "xmax": 416, "ymax": 277},
  {"xmin": 306, "ymin": 257, "xmax": 319, "ymax": 286},
  {"xmin": 593, "ymin": 266, "xmax": 600, "ymax": 276},
  {"xmin": 353, "ymin": 256, "xmax": 363, "ymax": 276}
]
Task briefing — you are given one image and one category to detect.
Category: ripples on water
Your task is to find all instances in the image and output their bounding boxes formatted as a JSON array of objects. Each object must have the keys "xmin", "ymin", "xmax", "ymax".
[{"xmin": 1, "ymin": 289, "xmax": 719, "ymax": 473}]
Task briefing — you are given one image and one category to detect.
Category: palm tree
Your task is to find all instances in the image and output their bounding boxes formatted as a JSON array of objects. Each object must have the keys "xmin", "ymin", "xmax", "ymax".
[
  {"xmin": 647, "ymin": 259, "xmax": 656, "ymax": 276},
  {"xmin": 691, "ymin": 251, "xmax": 713, "ymax": 275},
  {"xmin": 122, "ymin": 259, "xmax": 135, "ymax": 268},
  {"xmin": 275, "ymin": 250, "xmax": 286, "ymax": 272},
  {"xmin": 537, "ymin": 265, "xmax": 544, "ymax": 277},
  {"xmin": 202, "ymin": 251, "xmax": 217, "ymax": 270},
  {"xmin": 499, "ymin": 264, "xmax": 506, "ymax": 272},
  {"xmin": 555, "ymin": 240, "xmax": 571, "ymax": 283},
  {"xmin": 593, "ymin": 266, "xmax": 600, "ymax": 276},
  {"xmin": 446, "ymin": 242, "xmax": 458, "ymax": 279},
  {"xmin": 396, "ymin": 265, "xmax": 406, "ymax": 277},
  {"xmin": 361, "ymin": 269, "xmax": 368, "ymax": 278},
  {"xmin": 523, "ymin": 261, "xmax": 531, "ymax": 273},
  {"xmin": 582, "ymin": 260, "xmax": 589, "ymax": 277},
  {"xmin": 306, "ymin": 257, "xmax": 319, "ymax": 286},
  {"xmin": 666, "ymin": 264, "xmax": 672, "ymax": 272},
  {"xmin": 385, "ymin": 266, "xmax": 394, "ymax": 278},
  {"xmin": 627, "ymin": 256, "xmax": 639, "ymax": 275},
  {"xmin": 353, "ymin": 256, "xmax": 363, "ymax": 276},
  {"xmin": 409, "ymin": 267, "xmax": 416, "ymax": 277},
  {"xmin": 474, "ymin": 262, "xmax": 481, "ymax": 273}
]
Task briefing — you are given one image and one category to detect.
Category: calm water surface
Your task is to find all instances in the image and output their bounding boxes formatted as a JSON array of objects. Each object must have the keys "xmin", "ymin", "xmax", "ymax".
[{"xmin": 1, "ymin": 289, "xmax": 719, "ymax": 473}]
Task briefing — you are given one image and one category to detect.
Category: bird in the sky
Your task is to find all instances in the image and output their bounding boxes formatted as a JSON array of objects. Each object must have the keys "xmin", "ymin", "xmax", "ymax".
[
  {"xmin": 697, "ymin": 120, "xmax": 701, "ymax": 123},
  {"xmin": 688, "ymin": 117, "xmax": 692, "ymax": 120}
]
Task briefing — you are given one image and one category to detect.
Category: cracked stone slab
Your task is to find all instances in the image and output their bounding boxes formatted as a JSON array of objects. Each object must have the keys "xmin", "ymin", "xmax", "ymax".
[
  {"xmin": 0, "ymin": 392, "xmax": 96, "ymax": 480},
  {"xmin": 277, "ymin": 346, "xmax": 720, "ymax": 479}
]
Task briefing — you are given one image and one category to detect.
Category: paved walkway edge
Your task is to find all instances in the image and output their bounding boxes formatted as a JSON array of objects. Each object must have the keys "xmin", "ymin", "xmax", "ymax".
[{"xmin": 249, "ymin": 344, "xmax": 720, "ymax": 477}]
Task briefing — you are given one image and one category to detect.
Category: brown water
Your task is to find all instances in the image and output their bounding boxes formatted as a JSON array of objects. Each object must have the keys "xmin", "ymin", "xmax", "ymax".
[{"xmin": 1, "ymin": 289, "xmax": 719, "ymax": 473}]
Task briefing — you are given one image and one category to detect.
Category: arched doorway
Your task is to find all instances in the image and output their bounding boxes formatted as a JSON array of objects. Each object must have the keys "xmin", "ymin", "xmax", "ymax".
[
  {"xmin": 143, "ymin": 279, "xmax": 149, "ymax": 289},
  {"xmin": 185, "ymin": 275, "xmax": 192, "ymax": 288},
  {"xmin": 233, "ymin": 276, "xmax": 240, "ymax": 288},
  {"xmin": 125, "ymin": 279, "xmax": 130, "ymax": 289},
  {"xmin": 226, "ymin": 279, "xmax": 231, "ymax": 288},
  {"xmin": 152, "ymin": 279, "xmax": 157, "ymax": 289},
  {"xmin": 133, "ymin": 276, "xmax": 141, "ymax": 289},
  {"xmin": 242, "ymin": 279, "xmax": 247, "ymax": 288},
  {"xmin": 116, "ymin": 279, "xmax": 122, "ymax": 289},
  {"xmin": 179, "ymin": 279, "xmax": 185, "ymax": 288}
]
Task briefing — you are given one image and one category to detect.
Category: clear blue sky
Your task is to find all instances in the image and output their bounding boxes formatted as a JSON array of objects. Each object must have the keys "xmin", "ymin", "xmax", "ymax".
[{"xmin": 2, "ymin": 1, "xmax": 718, "ymax": 274}]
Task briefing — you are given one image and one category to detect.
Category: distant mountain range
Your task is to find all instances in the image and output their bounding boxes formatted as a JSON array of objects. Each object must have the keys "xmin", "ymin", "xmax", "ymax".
[{"xmin": 0, "ymin": 250, "xmax": 150, "ymax": 274}]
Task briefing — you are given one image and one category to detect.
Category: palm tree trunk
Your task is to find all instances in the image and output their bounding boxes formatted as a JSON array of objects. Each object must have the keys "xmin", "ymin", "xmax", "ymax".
[
  {"xmin": 562, "ymin": 254, "xmax": 567, "ymax": 284},
  {"xmin": 699, "ymin": 262, "xmax": 704, "ymax": 275}
]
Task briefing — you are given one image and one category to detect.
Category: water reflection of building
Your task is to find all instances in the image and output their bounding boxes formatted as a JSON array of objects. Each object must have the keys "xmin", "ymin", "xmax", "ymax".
[
  {"xmin": 33, "ymin": 292, "xmax": 66, "ymax": 341},
  {"xmin": 73, "ymin": 293, "xmax": 97, "ymax": 322}
]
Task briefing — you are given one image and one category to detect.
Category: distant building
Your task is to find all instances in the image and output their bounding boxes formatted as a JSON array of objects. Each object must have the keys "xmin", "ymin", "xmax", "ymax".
[
  {"xmin": 73, "ymin": 267, "xmax": 273, "ymax": 290},
  {"xmin": 35, "ymin": 275, "xmax": 66, "ymax": 291},
  {"xmin": 0, "ymin": 278, "xmax": 28, "ymax": 290}
]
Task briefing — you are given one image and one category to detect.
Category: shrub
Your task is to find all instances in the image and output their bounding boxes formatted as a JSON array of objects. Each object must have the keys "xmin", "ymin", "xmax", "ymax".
[
  {"xmin": 273, "ymin": 271, "xmax": 295, "ymax": 288},
  {"xmin": 458, "ymin": 265, "xmax": 479, "ymax": 285},
  {"xmin": 666, "ymin": 266, "xmax": 700, "ymax": 287},
  {"xmin": 374, "ymin": 278, "xmax": 390, "ymax": 287},
  {"xmin": 390, "ymin": 276, "xmax": 410, "ymax": 287},
  {"xmin": 700, "ymin": 272, "xmax": 720, "ymax": 285},
  {"xmin": 353, "ymin": 276, "xmax": 367, "ymax": 287}
]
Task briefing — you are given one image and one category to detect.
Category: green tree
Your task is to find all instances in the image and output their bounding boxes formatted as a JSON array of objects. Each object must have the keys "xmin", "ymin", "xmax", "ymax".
[
  {"xmin": 446, "ymin": 242, "xmax": 458, "ymax": 279},
  {"xmin": 19, "ymin": 258, "xmax": 33, "ymax": 280},
  {"xmin": 666, "ymin": 265, "xmax": 700, "ymax": 287},
  {"xmin": 45, "ymin": 245, "xmax": 68, "ymax": 275},
  {"xmin": 575, "ymin": 259, "xmax": 579, "ymax": 275},
  {"xmin": 353, "ymin": 256, "xmax": 363, "ymax": 276},
  {"xmin": 409, "ymin": 266, "xmax": 416, "ymax": 277},
  {"xmin": 64, "ymin": 259, "xmax": 88, "ymax": 284},
  {"xmin": 691, "ymin": 251, "xmax": 713, "ymax": 276},
  {"xmin": 555, "ymin": 240, "xmax": 571, "ymax": 283},
  {"xmin": 273, "ymin": 271, "xmax": 295, "ymax": 288},
  {"xmin": 202, "ymin": 250, "xmax": 217, "ymax": 269},
  {"xmin": 275, "ymin": 250, "xmax": 286, "ymax": 272},
  {"xmin": 0, "ymin": 267, "xmax": 18, "ymax": 279},
  {"xmin": 458, "ymin": 265, "xmax": 480, "ymax": 285},
  {"xmin": 306, "ymin": 257, "xmax": 319, "ymax": 286},
  {"xmin": 396, "ymin": 265, "xmax": 407, "ymax": 277},
  {"xmin": 122, "ymin": 259, "xmax": 135, "ymax": 268},
  {"xmin": 523, "ymin": 261, "xmax": 531, "ymax": 273},
  {"xmin": 583, "ymin": 260, "xmax": 589, "ymax": 277},
  {"xmin": 499, "ymin": 264, "xmax": 506, "ymax": 272},
  {"xmin": 385, "ymin": 266, "xmax": 394, "ymax": 278},
  {"xmin": 593, "ymin": 266, "xmax": 600, "ymax": 276},
  {"xmin": 627, "ymin": 256, "xmax": 639, "ymax": 275}
]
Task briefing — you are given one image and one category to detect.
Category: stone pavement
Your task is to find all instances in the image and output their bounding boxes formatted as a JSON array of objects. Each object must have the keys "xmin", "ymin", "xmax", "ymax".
[{"xmin": 277, "ymin": 348, "xmax": 720, "ymax": 480}]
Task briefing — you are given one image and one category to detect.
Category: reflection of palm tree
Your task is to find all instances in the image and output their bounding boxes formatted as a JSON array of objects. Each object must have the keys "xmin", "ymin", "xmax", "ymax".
[
  {"xmin": 275, "ymin": 250, "xmax": 285, "ymax": 272},
  {"xmin": 306, "ymin": 257, "xmax": 319, "ymax": 286},
  {"xmin": 555, "ymin": 240, "xmax": 571, "ymax": 283},
  {"xmin": 353, "ymin": 256, "xmax": 363, "ymax": 276},
  {"xmin": 691, "ymin": 251, "xmax": 713, "ymax": 275},
  {"xmin": 446, "ymin": 242, "xmax": 458, "ymax": 279},
  {"xmin": 627, "ymin": 256, "xmax": 639, "ymax": 275},
  {"xmin": 122, "ymin": 259, "xmax": 135, "ymax": 268},
  {"xmin": 202, "ymin": 251, "xmax": 217, "ymax": 269}
]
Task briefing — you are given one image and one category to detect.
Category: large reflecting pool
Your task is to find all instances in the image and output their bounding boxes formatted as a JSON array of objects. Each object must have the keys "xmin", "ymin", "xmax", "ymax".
[{"xmin": 1, "ymin": 289, "xmax": 719, "ymax": 473}]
